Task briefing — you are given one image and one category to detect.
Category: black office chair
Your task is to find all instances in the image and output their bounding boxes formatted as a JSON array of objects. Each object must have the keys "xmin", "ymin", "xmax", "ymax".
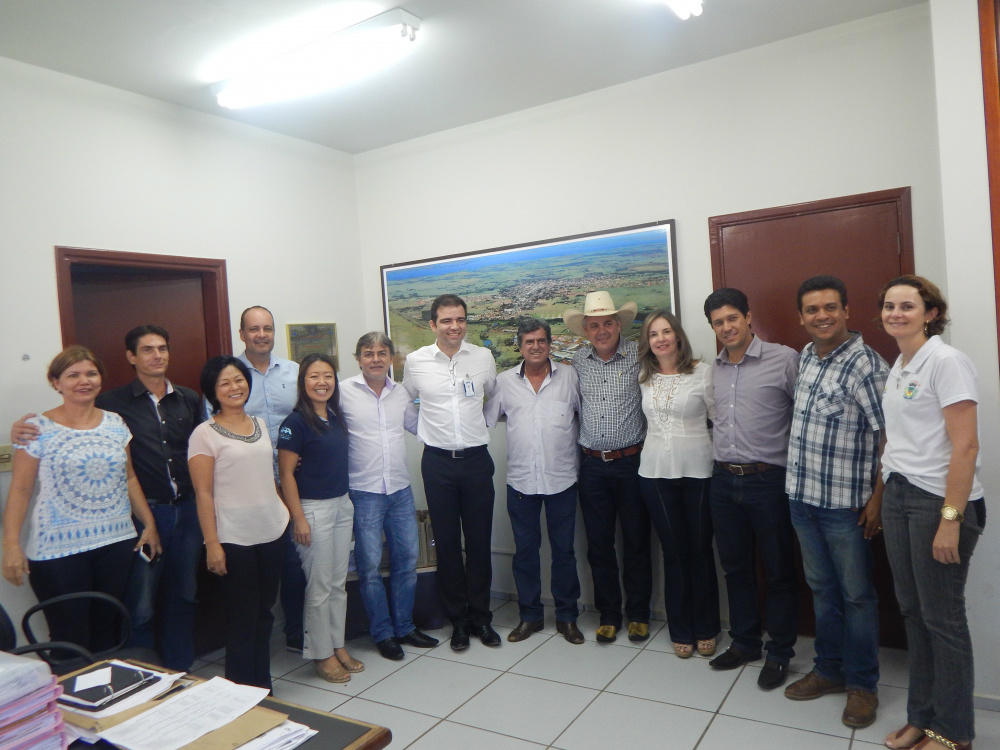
[
  {"xmin": 21, "ymin": 592, "xmax": 161, "ymax": 675},
  {"xmin": 0, "ymin": 599, "xmax": 96, "ymax": 666}
]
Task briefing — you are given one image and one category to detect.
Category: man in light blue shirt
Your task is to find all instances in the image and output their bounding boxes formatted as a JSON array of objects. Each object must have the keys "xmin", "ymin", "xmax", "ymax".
[{"xmin": 236, "ymin": 305, "xmax": 303, "ymax": 652}]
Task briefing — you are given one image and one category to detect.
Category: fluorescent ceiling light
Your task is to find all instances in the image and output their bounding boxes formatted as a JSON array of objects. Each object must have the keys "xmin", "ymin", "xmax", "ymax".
[
  {"xmin": 208, "ymin": 6, "xmax": 421, "ymax": 109},
  {"xmin": 663, "ymin": 0, "xmax": 703, "ymax": 21}
]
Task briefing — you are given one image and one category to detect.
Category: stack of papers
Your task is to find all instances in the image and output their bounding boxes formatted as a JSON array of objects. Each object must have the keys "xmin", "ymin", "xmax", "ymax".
[{"xmin": 0, "ymin": 651, "xmax": 66, "ymax": 750}]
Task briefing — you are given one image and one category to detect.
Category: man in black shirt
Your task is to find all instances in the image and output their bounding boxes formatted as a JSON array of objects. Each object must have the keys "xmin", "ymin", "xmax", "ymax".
[{"xmin": 99, "ymin": 325, "xmax": 204, "ymax": 670}]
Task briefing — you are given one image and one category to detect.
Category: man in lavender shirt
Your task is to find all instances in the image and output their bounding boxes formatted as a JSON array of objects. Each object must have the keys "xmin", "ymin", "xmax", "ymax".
[
  {"xmin": 703, "ymin": 288, "xmax": 799, "ymax": 691},
  {"xmin": 341, "ymin": 332, "xmax": 440, "ymax": 661}
]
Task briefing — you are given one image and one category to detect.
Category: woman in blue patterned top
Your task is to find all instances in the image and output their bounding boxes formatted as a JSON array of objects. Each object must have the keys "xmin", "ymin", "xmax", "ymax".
[{"xmin": 2, "ymin": 345, "xmax": 161, "ymax": 652}]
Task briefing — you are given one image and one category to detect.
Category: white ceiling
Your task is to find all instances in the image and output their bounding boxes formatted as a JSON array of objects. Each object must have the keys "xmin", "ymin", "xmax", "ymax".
[{"xmin": 0, "ymin": 0, "xmax": 923, "ymax": 154}]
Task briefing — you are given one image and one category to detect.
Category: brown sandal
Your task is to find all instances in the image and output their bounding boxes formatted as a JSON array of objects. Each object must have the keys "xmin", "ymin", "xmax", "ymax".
[
  {"xmin": 673, "ymin": 643, "xmax": 694, "ymax": 659},
  {"xmin": 316, "ymin": 660, "xmax": 350, "ymax": 683},
  {"xmin": 696, "ymin": 638, "xmax": 717, "ymax": 657},
  {"xmin": 337, "ymin": 655, "xmax": 365, "ymax": 673}
]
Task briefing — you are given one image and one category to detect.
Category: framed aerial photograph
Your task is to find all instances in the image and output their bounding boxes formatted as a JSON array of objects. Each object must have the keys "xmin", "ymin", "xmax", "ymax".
[
  {"xmin": 380, "ymin": 220, "xmax": 678, "ymax": 380},
  {"xmin": 287, "ymin": 323, "xmax": 339, "ymax": 370}
]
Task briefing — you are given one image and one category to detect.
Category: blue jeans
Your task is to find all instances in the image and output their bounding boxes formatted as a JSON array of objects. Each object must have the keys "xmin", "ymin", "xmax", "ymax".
[
  {"xmin": 640, "ymin": 476, "xmax": 720, "ymax": 645},
  {"xmin": 507, "ymin": 484, "xmax": 581, "ymax": 623},
  {"xmin": 882, "ymin": 473, "xmax": 985, "ymax": 743},
  {"xmin": 577, "ymin": 453, "xmax": 652, "ymax": 627},
  {"xmin": 350, "ymin": 487, "xmax": 420, "ymax": 643},
  {"xmin": 789, "ymin": 500, "xmax": 879, "ymax": 691},
  {"xmin": 123, "ymin": 500, "xmax": 202, "ymax": 670},
  {"xmin": 710, "ymin": 466, "xmax": 798, "ymax": 663}
]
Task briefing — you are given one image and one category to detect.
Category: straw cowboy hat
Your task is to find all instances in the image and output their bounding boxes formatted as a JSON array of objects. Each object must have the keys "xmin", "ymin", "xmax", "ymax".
[{"xmin": 563, "ymin": 291, "xmax": 638, "ymax": 337}]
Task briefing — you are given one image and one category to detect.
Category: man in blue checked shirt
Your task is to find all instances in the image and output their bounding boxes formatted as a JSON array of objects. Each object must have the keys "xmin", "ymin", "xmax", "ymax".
[{"xmin": 782, "ymin": 276, "xmax": 889, "ymax": 730}]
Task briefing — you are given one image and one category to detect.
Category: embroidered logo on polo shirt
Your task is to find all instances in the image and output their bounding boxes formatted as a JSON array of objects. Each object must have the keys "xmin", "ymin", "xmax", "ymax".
[
  {"xmin": 903, "ymin": 380, "xmax": 920, "ymax": 400},
  {"xmin": 279, "ymin": 426, "xmax": 293, "ymax": 439}
]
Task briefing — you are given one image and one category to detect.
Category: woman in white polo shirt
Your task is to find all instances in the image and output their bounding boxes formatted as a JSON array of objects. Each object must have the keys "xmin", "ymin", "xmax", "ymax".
[{"xmin": 879, "ymin": 276, "xmax": 984, "ymax": 750}]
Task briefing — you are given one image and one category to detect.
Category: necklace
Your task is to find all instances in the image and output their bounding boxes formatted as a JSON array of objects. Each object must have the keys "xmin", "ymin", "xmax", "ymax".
[{"xmin": 210, "ymin": 416, "xmax": 261, "ymax": 443}]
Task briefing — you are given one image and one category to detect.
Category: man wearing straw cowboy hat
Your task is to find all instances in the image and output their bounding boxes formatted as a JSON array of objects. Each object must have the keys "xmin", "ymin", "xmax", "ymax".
[{"xmin": 563, "ymin": 291, "xmax": 652, "ymax": 644}]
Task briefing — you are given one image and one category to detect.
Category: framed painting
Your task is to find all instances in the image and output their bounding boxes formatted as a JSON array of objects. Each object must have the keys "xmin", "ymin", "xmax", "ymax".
[
  {"xmin": 287, "ymin": 323, "xmax": 339, "ymax": 370},
  {"xmin": 380, "ymin": 220, "xmax": 678, "ymax": 380}
]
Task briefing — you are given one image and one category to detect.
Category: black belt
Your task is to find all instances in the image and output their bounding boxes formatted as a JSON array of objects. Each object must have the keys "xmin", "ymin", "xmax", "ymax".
[
  {"xmin": 425, "ymin": 444, "xmax": 488, "ymax": 459},
  {"xmin": 581, "ymin": 442, "xmax": 644, "ymax": 462},
  {"xmin": 148, "ymin": 491, "xmax": 195, "ymax": 506},
  {"xmin": 714, "ymin": 461, "xmax": 782, "ymax": 476}
]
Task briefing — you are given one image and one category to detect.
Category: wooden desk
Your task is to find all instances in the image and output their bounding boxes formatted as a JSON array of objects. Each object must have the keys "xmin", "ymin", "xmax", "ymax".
[{"xmin": 65, "ymin": 670, "xmax": 391, "ymax": 750}]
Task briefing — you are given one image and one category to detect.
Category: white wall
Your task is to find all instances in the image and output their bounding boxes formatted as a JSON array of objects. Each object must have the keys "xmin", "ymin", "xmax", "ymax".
[
  {"xmin": 929, "ymin": 0, "xmax": 1000, "ymax": 706},
  {"xmin": 0, "ymin": 56, "xmax": 364, "ymax": 631},
  {"xmin": 355, "ymin": 4, "xmax": 999, "ymax": 704}
]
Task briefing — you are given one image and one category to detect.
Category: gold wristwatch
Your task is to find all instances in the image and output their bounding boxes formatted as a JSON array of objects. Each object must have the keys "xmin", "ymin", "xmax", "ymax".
[{"xmin": 940, "ymin": 504, "xmax": 964, "ymax": 522}]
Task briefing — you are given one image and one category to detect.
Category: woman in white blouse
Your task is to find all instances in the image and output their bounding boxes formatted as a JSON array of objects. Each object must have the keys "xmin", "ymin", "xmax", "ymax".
[
  {"xmin": 637, "ymin": 310, "xmax": 720, "ymax": 659},
  {"xmin": 189, "ymin": 356, "xmax": 290, "ymax": 691}
]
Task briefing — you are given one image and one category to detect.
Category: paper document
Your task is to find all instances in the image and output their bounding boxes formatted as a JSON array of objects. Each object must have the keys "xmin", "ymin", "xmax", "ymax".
[
  {"xmin": 97, "ymin": 677, "xmax": 269, "ymax": 750},
  {"xmin": 237, "ymin": 720, "xmax": 318, "ymax": 750},
  {"xmin": 73, "ymin": 666, "xmax": 112, "ymax": 693}
]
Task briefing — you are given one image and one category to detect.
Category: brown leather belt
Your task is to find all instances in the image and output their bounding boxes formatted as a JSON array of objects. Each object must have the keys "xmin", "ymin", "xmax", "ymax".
[
  {"xmin": 582, "ymin": 442, "xmax": 644, "ymax": 462},
  {"xmin": 714, "ymin": 460, "xmax": 781, "ymax": 476}
]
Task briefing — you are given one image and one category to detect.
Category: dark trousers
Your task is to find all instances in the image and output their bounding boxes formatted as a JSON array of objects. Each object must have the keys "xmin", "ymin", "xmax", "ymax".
[
  {"xmin": 506, "ymin": 484, "xmax": 581, "ymax": 623},
  {"xmin": 710, "ymin": 466, "xmax": 798, "ymax": 663},
  {"xmin": 420, "ymin": 447, "xmax": 495, "ymax": 628},
  {"xmin": 640, "ymin": 476, "xmax": 720, "ymax": 645},
  {"xmin": 883, "ymin": 473, "xmax": 985, "ymax": 743},
  {"xmin": 279, "ymin": 526, "xmax": 307, "ymax": 643},
  {"xmin": 220, "ymin": 536, "xmax": 283, "ymax": 690},
  {"xmin": 28, "ymin": 538, "xmax": 135, "ymax": 653},
  {"xmin": 578, "ymin": 453, "xmax": 652, "ymax": 627}
]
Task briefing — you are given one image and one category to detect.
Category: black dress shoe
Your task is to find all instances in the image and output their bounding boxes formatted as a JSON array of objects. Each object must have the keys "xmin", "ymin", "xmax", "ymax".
[
  {"xmin": 757, "ymin": 660, "xmax": 788, "ymax": 690},
  {"xmin": 451, "ymin": 624, "xmax": 471, "ymax": 651},
  {"xmin": 709, "ymin": 646, "xmax": 761, "ymax": 670},
  {"xmin": 473, "ymin": 624, "xmax": 502, "ymax": 647},
  {"xmin": 399, "ymin": 629, "xmax": 439, "ymax": 648},
  {"xmin": 375, "ymin": 637, "xmax": 405, "ymax": 661}
]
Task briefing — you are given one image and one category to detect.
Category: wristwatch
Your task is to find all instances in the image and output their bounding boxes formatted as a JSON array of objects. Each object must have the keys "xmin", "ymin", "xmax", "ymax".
[{"xmin": 940, "ymin": 504, "xmax": 964, "ymax": 522}]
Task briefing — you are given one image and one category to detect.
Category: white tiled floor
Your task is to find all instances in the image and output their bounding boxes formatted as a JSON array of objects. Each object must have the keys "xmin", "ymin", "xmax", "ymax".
[{"xmin": 191, "ymin": 599, "xmax": 1000, "ymax": 750}]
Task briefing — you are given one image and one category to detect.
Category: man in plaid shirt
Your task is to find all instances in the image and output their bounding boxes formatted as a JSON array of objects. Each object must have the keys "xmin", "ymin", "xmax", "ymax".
[{"xmin": 783, "ymin": 276, "xmax": 889, "ymax": 730}]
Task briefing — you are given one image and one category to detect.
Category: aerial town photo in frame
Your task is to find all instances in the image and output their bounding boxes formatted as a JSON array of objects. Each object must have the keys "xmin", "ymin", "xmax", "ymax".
[{"xmin": 380, "ymin": 221, "xmax": 678, "ymax": 381}]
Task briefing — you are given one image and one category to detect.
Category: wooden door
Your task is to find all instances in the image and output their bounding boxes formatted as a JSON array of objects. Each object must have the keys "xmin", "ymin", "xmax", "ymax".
[
  {"xmin": 55, "ymin": 247, "xmax": 231, "ymax": 392},
  {"xmin": 708, "ymin": 186, "xmax": 914, "ymax": 649}
]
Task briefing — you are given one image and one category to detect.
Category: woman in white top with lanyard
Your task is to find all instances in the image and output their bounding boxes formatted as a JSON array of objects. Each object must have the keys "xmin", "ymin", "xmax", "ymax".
[
  {"xmin": 878, "ymin": 276, "xmax": 984, "ymax": 750},
  {"xmin": 189, "ymin": 355, "xmax": 289, "ymax": 691},
  {"xmin": 636, "ymin": 310, "xmax": 720, "ymax": 660}
]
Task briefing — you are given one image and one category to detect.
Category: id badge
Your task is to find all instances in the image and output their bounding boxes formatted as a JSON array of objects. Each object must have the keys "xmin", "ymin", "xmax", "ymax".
[{"xmin": 463, "ymin": 377, "xmax": 476, "ymax": 397}]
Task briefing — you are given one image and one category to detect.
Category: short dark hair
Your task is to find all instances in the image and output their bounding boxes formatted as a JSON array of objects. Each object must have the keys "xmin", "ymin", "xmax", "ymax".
[
  {"xmin": 239, "ymin": 306, "xmax": 274, "ymax": 331},
  {"xmin": 703, "ymin": 288, "xmax": 750, "ymax": 321},
  {"xmin": 201, "ymin": 355, "xmax": 252, "ymax": 414},
  {"xmin": 430, "ymin": 294, "xmax": 467, "ymax": 322},
  {"xmin": 877, "ymin": 275, "xmax": 949, "ymax": 337},
  {"xmin": 797, "ymin": 275, "xmax": 848, "ymax": 311},
  {"xmin": 516, "ymin": 318, "xmax": 551, "ymax": 348},
  {"xmin": 354, "ymin": 331, "xmax": 395, "ymax": 358},
  {"xmin": 125, "ymin": 324, "xmax": 170, "ymax": 355}
]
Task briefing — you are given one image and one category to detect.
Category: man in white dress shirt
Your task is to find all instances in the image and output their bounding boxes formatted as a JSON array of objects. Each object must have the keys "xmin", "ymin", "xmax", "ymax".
[
  {"xmin": 486, "ymin": 318, "xmax": 585, "ymax": 644},
  {"xmin": 402, "ymin": 294, "xmax": 500, "ymax": 652},
  {"xmin": 340, "ymin": 332, "xmax": 440, "ymax": 661}
]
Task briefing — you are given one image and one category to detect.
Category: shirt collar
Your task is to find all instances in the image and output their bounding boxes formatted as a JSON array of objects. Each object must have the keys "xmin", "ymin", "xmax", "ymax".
[
  {"xmin": 585, "ymin": 336, "xmax": 625, "ymax": 362},
  {"xmin": 517, "ymin": 359, "xmax": 555, "ymax": 378},
  {"xmin": 901, "ymin": 335, "xmax": 943, "ymax": 374},
  {"xmin": 715, "ymin": 334, "xmax": 763, "ymax": 365},
  {"xmin": 805, "ymin": 331, "xmax": 862, "ymax": 362},
  {"xmin": 130, "ymin": 377, "xmax": 174, "ymax": 397},
  {"xmin": 351, "ymin": 374, "xmax": 396, "ymax": 395},
  {"xmin": 240, "ymin": 350, "xmax": 282, "ymax": 374},
  {"xmin": 432, "ymin": 340, "xmax": 471, "ymax": 361}
]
